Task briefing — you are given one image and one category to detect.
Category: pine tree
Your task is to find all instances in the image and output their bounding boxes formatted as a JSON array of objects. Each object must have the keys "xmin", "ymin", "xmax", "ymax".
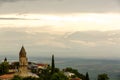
[
  {"xmin": 51, "ymin": 54, "xmax": 55, "ymax": 74},
  {"xmin": 4, "ymin": 57, "xmax": 7, "ymax": 62},
  {"xmin": 86, "ymin": 72, "xmax": 90, "ymax": 80}
]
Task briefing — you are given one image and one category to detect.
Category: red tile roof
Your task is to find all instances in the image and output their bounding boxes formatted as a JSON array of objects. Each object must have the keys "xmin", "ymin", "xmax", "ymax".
[
  {"xmin": 0, "ymin": 74, "xmax": 14, "ymax": 79},
  {"xmin": 36, "ymin": 64, "xmax": 48, "ymax": 67}
]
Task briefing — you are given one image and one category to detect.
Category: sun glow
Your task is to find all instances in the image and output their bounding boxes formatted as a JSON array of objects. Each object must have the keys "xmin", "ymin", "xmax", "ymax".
[{"xmin": 0, "ymin": 13, "xmax": 120, "ymax": 31}]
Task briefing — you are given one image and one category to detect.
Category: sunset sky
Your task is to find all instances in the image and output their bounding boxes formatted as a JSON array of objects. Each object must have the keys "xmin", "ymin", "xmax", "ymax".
[{"xmin": 0, "ymin": 0, "xmax": 120, "ymax": 59}]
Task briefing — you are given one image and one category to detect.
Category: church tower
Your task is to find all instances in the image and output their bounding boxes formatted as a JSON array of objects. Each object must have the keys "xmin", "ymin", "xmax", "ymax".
[{"xmin": 18, "ymin": 46, "xmax": 29, "ymax": 77}]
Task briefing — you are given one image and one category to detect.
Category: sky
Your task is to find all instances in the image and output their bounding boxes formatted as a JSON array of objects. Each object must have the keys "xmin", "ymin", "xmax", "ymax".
[{"xmin": 0, "ymin": 0, "xmax": 120, "ymax": 59}]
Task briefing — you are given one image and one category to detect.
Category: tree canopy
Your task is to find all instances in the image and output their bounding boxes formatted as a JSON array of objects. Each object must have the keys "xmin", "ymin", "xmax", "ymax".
[{"xmin": 97, "ymin": 73, "xmax": 109, "ymax": 80}]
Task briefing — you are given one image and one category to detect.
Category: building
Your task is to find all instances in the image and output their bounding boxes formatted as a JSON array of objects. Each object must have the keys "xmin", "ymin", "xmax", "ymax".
[
  {"xmin": 36, "ymin": 63, "xmax": 49, "ymax": 69},
  {"xmin": 16, "ymin": 46, "xmax": 39, "ymax": 78},
  {"xmin": 0, "ymin": 46, "xmax": 39, "ymax": 79},
  {"xmin": 17, "ymin": 46, "xmax": 29, "ymax": 77},
  {"xmin": 64, "ymin": 72, "xmax": 75, "ymax": 77}
]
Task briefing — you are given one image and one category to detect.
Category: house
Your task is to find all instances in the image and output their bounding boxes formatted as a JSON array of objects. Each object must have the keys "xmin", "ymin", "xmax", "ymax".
[
  {"xmin": 64, "ymin": 72, "xmax": 75, "ymax": 77},
  {"xmin": 36, "ymin": 63, "xmax": 49, "ymax": 69},
  {"xmin": 28, "ymin": 63, "xmax": 49, "ymax": 70}
]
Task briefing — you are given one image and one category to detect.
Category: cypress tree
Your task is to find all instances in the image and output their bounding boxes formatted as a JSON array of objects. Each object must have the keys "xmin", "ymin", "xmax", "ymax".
[
  {"xmin": 4, "ymin": 57, "xmax": 7, "ymax": 62},
  {"xmin": 51, "ymin": 54, "xmax": 55, "ymax": 74},
  {"xmin": 86, "ymin": 72, "xmax": 90, "ymax": 80}
]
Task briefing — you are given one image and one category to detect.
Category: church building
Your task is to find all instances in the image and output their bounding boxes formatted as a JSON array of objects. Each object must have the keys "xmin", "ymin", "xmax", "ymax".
[
  {"xmin": 18, "ymin": 46, "xmax": 29, "ymax": 77},
  {"xmin": 17, "ymin": 46, "xmax": 39, "ymax": 78}
]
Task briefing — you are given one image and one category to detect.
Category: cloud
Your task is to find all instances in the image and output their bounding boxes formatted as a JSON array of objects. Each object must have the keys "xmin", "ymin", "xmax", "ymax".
[
  {"xmin": 0, "ymin": 27, "xmax": 68, "ymax": 50},
  {"xmin": 70, "ymin": 40, "xmax": 96, "ymax": 47},
  {"xmin": 0, "ymin": 0, "xmax": 120, "ymax": 14},
  {"xmin": 0, "ymin": 0, "xmax": 35, "ymax": 3},
  {"xmin": 0, "ymin": 0, "xmax": 20, "ymax": 6},
  {"xmin": 67, "ymin": 31, "xmax": 109, "ymax": 42},
  {"xmin": 66, "ymin": 31, "xmax": 120, "ymax": 46},
  {"xmin": 0, "ymin": 0, "xmax": 17, "ymax": 3},
  {"xmin": 0, "ymin": 17, "xmax": 40, "ymax": 20},
  {"xmin": 1, "ymin": 27, "xmax": 120, "ymax": 59}
]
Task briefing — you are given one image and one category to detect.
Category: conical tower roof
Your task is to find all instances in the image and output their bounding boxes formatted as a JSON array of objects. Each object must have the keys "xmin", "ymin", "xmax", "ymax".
[{"xmin": 19, "ymin": 46, "xmax": 26, "ymax": 57}]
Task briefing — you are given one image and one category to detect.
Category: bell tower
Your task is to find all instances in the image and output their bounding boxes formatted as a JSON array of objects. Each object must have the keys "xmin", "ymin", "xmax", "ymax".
[{"xmin": 18, "ymin": 46, "xmax": 29, "ymax": 77}]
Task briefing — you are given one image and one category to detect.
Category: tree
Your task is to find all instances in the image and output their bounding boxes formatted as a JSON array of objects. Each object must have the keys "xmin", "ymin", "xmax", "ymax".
[
  {"xmin": 12, "ymin": 75, "xmax": 22, "ymax": 80},
  {"xmin": 4, "ymin": 57, "xmax": 7, "ymax": 62},
  {"xmin": 23, "ymin": 76, "xmax": 40, "ymax": 80},
  {"xmin": 12, "ymin": 75, "xmax": 41, "ymax": 80},
  {"xmin": 51, "ymin": 54, "xmax": 55, "ymax": 74},
  {"xmin": 0, "ymin": 61, "xmax": 9, "ymax": 74},
  {"xmin": 54, "ymin": 68, "xmax": 60, "ymax": 73},
  {"xmin": 97, "ymin": 73, "xmax": 109, "ymax": 80},
  {"xmin": 50, "ymin": 72, "xmax": 68, "ymax": 80},
  {"xmin": 38, "ymin": 67, "xmax": 51, "ymax": 80},
  {"xmin": 85, "ymin": 72, "xmax": 90, "ymax": 80},
  {"xmin": 64, "ymin": 67, "xmax": 86, "ymax": 80}
]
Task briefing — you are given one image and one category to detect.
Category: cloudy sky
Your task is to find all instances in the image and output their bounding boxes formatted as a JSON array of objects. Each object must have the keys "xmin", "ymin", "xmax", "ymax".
[{"xmin": 0, "ymin": 0, "xmax": 120, "ymax": 59}]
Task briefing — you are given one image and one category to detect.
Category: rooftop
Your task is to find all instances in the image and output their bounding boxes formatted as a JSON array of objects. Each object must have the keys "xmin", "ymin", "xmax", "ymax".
[{"xmin": 0, "ymin": 74, "xmax": 14, "ymax": 80}]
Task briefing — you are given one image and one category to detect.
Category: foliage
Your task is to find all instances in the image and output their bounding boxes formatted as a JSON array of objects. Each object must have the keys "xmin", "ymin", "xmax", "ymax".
[
  {"xmin": 64, "ymin": 67, "xmax": 86, "ymax": 80},
  {"xmin": 85, "ymin": 72, "xmax": 90, "ymax": 80},
  {"xmin": 23, "ymin": 76, "xmax": 40, "ymax": 80},
  {"xmin": 50, "ymin": 72, "xmax": 68, "ymax": 80},
  {"xmin": 71, "ymin": 75, "xmax": 77, "ymax": 78},
  {"xmin": 51, "ymin": 54, "xmax": 55, "ymax": 74},
  {"xmin": 12, "ymin": 76, "xmax": 41, "ymax": 80},
  {"xmin": 12, "ymin": 75, "xmax": 22, "ymax": 80},
  {"xmin": 54, "ymin": 68, "xmax": 60, "ymax": 73},
  {"xmin": 38, "ymin": 66, "xmax": 67, "ymax": 80},
  {"xmin": 97, "ymin": 73, "xmax": 109, "ymax": 80},
  {"xmin": 0, "ymin": 61, "xmax": 9, "ymax": 75},
  {"xmin": 38, "ymin": 67, "xmax": 51, "ymax": 80}
]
